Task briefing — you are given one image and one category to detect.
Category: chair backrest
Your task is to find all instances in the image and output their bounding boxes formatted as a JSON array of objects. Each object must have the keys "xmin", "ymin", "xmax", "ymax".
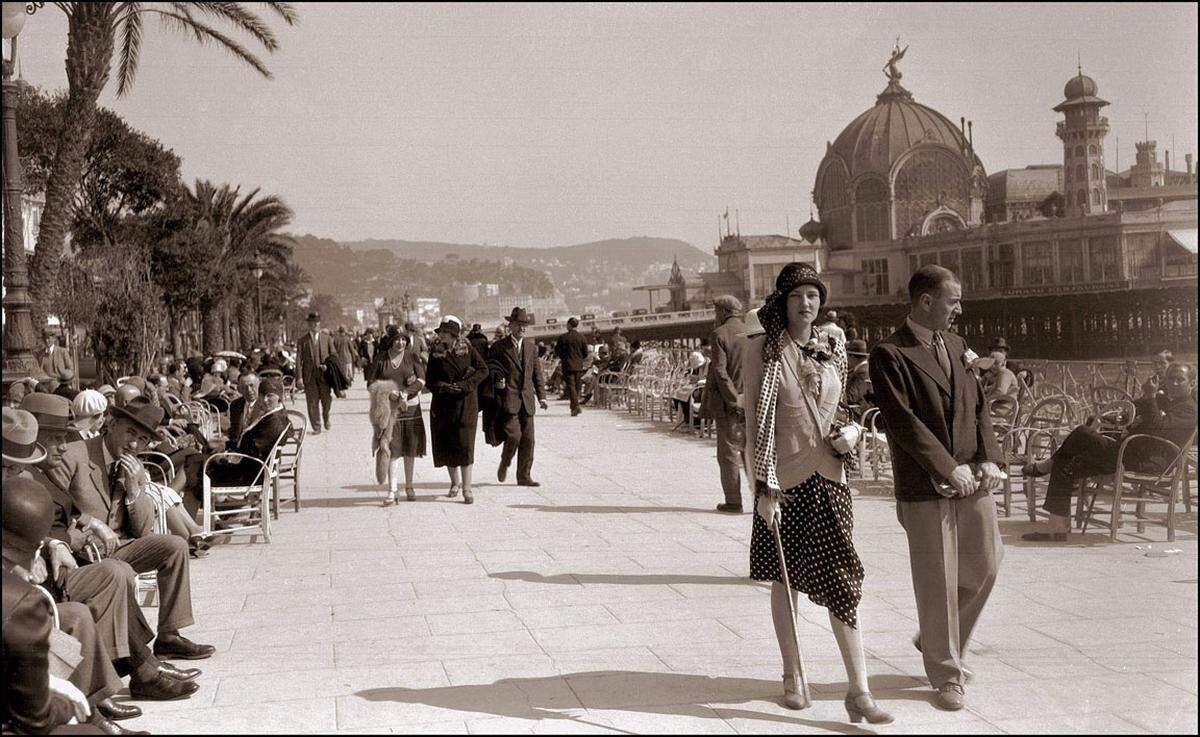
[
  {"xmin": 1097, "ymin": 398, "xmax": 1137, "ymax": 433},
  {"xmin": 1026, "ymin": 396, "xmax": 1072, "ymax": 432},
  {"xmin": 1091, "ymin": 384, "xmax": 1133, "ymax": 406}
]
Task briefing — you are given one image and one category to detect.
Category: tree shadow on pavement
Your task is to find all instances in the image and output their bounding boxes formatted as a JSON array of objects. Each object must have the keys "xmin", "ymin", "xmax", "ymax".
[
  {"xmin": 508, "ymin": 504, "xmax": 720, "ymax": 514},
  {"xmin": 354, "ymin": 670, "xmax": 919, "ymax": 734},
  {"xmin": 491, "ymin": 571, "xmax": 765, "ymax": 588}
]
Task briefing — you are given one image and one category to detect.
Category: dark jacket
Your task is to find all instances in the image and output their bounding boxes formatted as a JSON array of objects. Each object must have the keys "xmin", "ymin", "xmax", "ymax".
[
  {"xmin": 700, "ymin": 314, "xmax": 747, "ymax": 420},
  {"xmin": 1124, "ymin": 392, "xmax": 1198, "ymax": 470},
  {"xmin": 228, "ymin": 396, "xmax": 252, "ymax": 446},
  {"xmin": 487, "ymin": 336, "xmax": 545, "ymax": 415},
  {"xmin": 206, "ymin": 407, "xmax": 292, "ymax": 487},
  {"xmin": 554, "ymin": 329, "xmax": 591, "ymax": 372},
  {"xmin": 333, "ymin": 333, "xmax": 356, "ymax": 367},
  {"xmin": 296, "ymin": 331, "xmax": 336, "ymax": 388},
  {"xmin": 427, "ymin": 345, "xmax": 489, "ymax": 466},
  {"xmin": 868, "ymin": 322, "xmax": 1002, "ymax": 502},
  {"xmin": 467, "ymin": 331, "xmax": 490, "ymax": 360},
  {"xmin": 3, "ymin": 567, "xmax": 74, "ymax": 734}
]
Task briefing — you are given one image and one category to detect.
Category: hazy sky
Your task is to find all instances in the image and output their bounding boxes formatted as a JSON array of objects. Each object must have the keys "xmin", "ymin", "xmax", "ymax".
[{"xmin": 13, "ymin": 2, "xmax": 1198, "ymax": 249}]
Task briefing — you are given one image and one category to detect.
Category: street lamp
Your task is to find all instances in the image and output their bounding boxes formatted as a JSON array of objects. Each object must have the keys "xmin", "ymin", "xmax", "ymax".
[
  {"xmin": 252, "ymin": 256, "xmax": 264, "ymax": 346},
  {"xmin": 2, "ymin": 2, "xmax": 48, "ymax": 391}
]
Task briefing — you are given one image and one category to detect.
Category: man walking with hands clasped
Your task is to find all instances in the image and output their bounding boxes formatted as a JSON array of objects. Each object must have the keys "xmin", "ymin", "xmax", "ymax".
[{"xmin": 868, "ymin": 265, "xmax": 1005, "ymax": 712}]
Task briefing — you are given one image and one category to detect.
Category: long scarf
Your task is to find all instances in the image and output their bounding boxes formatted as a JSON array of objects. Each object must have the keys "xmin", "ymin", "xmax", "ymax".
[{"xmin": 752, "ymin": 295, "xmax": 847, "ymax": 494}]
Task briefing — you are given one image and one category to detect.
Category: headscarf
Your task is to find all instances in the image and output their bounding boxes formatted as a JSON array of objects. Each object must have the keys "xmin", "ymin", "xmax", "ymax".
[{"xmin": 752, "ymin": 262, "xmax": 845, "ymax": 494}]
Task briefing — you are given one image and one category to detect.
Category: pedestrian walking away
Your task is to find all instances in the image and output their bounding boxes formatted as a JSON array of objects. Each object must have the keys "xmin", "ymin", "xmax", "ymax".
[
  {"xmin": 554, "ymin": 317, "xmax": 590, "ymax": 416},
  {"xmin": 700, "ymin": 294, "xmax": 748, "ymax": 513}
]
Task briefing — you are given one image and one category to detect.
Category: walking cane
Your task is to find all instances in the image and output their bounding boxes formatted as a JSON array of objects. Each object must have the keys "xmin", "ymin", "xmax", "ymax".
[{"xmin": 771, "ymin": 510, "xmax": 812, "ymax": 709}]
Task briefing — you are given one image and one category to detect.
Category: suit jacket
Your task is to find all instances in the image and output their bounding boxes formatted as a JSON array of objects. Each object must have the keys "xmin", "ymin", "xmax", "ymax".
[
  {"xmin": 869, "ymin": 322, "xmax": 1002, "ymax": 501},
  {"xmin": 235, "ymin": 406, "xmax": 292, "ymax": 461},
  {"xmin": 3, "ymin": 567, "xmax": 73, "ymax": 734},
  {"xmin": 333, "ymin": 334, "xmax": 356, "ymax": 367},
  {"xmin": 700, "ymin": 315, "xmax": 748, "ymax": 419},
  {"xmin": 227, "ymin": 396, "xmax": 268, "ymax": 447},
  {"xmin": 487, "ymin": 336, "xmax": 545, "ymax": 415},
  {"xmin": 55, "ymin": 436, "xmax": 156, "ymax": 539},
  {"xmin": 39, "ymin": 345, "xmax": 74, "ymax": 381},
  {"xmin": 296, "ymin": 331, "xmax": 336, "ymax": 387},
  {"xmin": 554, "ymin": 329, "xmax": 590, "ymax": 372},
  {"xmin": 358, "ymin": 338, "xmax": 376, "ymax": 364}
]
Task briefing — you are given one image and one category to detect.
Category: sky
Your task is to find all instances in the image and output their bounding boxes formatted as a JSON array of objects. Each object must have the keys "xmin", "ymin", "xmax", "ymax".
[{"xmin": 12, "ymin": 2, "xmax": 1199, "ymax": 249}]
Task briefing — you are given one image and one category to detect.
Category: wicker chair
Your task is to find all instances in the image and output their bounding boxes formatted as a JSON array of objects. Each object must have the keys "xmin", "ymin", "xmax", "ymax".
[
  {"xmin": 271, "ymin": 410, "xmax": 308, "ymax": 519},
  {"xmin": 201, "ymin": 432, "xmax": 288, "ymax": 543}
]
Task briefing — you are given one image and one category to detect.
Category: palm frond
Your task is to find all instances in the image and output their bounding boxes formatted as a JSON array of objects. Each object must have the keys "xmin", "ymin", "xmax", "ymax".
[
  {"xmin": 142, "ymin": 7, "xmax": 272, "ymax": 78},
  {"xmin": 184, "ymin": 2, "xmax": 279, "ymax": 51},
  {"xmin": 259, "ymin": 2, "xmax": 299, "ymax": 26},
  {"xmin": 115, "ymin": 7, "xmax": 144, "ymax": 97}
]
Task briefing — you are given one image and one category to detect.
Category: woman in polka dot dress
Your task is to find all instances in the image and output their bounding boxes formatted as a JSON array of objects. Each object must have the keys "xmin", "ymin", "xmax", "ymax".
[{"xmin": 743, "ymin": 262, "xmax": 893, "ymax": 725}]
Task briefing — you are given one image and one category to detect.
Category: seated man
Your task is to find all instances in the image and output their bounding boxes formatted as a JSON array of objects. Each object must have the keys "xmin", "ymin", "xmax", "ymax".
[
  {"xmin": 1022, "ymin": 363, "xmax": 1197, "ymax": 541},
  {"xmin": 203, "ymin": 377, "xmax": 292, "ymax": 489},
  {"xmin": 227, "ymin": 372, "xmax": 265, "ymax": 447},
  {"xmin": 981, "ymin": 350, "xmax": 1019, "ymax": 401},
  {"xmin": 2, "ymin": 483, "xmax": 103, "ymax": 736},
  {"xmin": 22, "ymin": 396, "xmax": 217, "ymax": 664}
]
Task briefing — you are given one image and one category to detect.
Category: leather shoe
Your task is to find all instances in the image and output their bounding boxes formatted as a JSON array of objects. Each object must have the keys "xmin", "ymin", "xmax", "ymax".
[
  {"xmin": 517, "ymin": 479, "xmax": 541, "ymax": 487},
  {"xmin": 97, "ymin": 698, "xmax": 142, "ymax": 721},
  {"xmin": 89, "ymin": 714, "xmax": 150, "ymax": 735},
  {"xmin": 716, "ymin": 503, "xmax": 744, "ymax": 514},
  {"xmin": 159, "ymin": 661, "xmax": 202, "ymax": 681},
  {"xmin": 935, "ymin": 683, "xmax": 965, "ymax": 711},
  {"xmin": 497, "ymin": 462, "xmax": 509, "ymax": 483},
  {"xmin": 129, "ymin": 672, "xmax": 200, "ymax": 701},
  {"xmin": 153, "ymin": 633, "xmax": 216, "ymax": 660}
]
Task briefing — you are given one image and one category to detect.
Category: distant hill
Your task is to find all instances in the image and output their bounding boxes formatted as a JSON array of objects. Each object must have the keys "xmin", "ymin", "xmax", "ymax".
[{"xmin": 340, "ymin": 236, "xmax": 716, "ymax": 312}]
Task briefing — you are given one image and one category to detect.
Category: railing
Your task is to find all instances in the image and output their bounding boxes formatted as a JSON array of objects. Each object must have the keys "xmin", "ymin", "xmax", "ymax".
[{"xmin": 524, "ymin": 308, "xmax": 717, "ymax": 339}]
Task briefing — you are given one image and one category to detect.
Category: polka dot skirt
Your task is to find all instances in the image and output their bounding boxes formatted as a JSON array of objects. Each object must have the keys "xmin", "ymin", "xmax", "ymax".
[{"xmin": 750, "ymin": 473, "xmax": 864, "ymax": 628}]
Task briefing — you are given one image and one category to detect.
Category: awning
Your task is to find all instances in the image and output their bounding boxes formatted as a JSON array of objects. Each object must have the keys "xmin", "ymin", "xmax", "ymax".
[{"xmin": 1167, "ymin": 229, "xmax": 1198, "ymax": 254}]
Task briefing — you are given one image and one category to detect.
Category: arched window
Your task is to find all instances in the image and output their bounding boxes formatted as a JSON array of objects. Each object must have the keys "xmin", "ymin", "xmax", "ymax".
[
  {"xmin": 1074, "ymin": 145, "xmax": 1085, "ymax": 157},
  {"xmin": 1092, "ymin": 188, "xmax": 1101, "ymax": 206},
  {"xmin": 817, "ymin": 159, "xmax": 851, "ymax": 248},
  {"xmin": 1075, "ymin": 164, "xmax": 1084, "ymax": 182},
  {"xmin": 854, "ymin": 178, "xmax": 890, "ymax": 243},
  {"xmin": 1091, "ymin": 163, "xmax": 1099, "ymax": 180},
  {"xmin": 893, "ymin": 148, "xmax": 970, "ymax": 238},
  {"xmin": 1077, "ymin": 189, "xmax": 1086, "ymax": 209},
  {"xmin": 1088, "ymin": 144, "xmax": 1097, "ymax": 156}
]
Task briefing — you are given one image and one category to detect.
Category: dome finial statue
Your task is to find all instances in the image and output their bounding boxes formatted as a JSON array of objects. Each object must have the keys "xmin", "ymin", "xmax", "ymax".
[{"xmin": 884, "ymin": 37, "xmax": 908, "ymax": 83}]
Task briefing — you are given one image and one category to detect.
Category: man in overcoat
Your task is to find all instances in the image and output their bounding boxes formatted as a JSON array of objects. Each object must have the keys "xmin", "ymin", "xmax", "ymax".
[
  {"xmin": 554, "ymin": 317, "xmax": 591, "ymax": 416},
  {"xmin": 296, "ymin": 312, "xmax": 336, "ymax": 433},
  {"xmin": 487, "ymin": 307, "xmax": 548, "ymax": 485},
  {"xmin": 868, "ymin": 265, "xmax": 1004, "ymax": 712},
  {"xmin": 699, "ymin": 295, "xmax": 748, "ymax": 513}
]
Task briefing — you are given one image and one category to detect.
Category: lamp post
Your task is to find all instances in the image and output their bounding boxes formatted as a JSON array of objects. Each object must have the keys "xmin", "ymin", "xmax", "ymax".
[
  {"xmin": 2, "ymin": 2, "xmax": 48, "ymax": 391},
  {"xmin": 253, "ymin": 257, "xmax": 264, "ymax": 346}
]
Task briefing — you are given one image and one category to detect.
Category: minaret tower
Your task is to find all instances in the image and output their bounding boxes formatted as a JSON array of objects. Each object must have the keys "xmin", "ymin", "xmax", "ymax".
[{"xmin": 1054, "ymin": 64, "xmax": 1110, "ymax": 215}]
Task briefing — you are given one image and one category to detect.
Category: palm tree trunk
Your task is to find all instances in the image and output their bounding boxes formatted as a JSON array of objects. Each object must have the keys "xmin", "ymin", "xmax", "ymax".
[
  {"xmin": 202, "ymin": 301, "xmax": 224, "ymax": 354},
  {"xmin": 237, "ymin": 298, "xmax": 256, "ymax": 351},
  {"xmin": 30, "ymin": 3, "xmax": 116, "ymax": 328}
]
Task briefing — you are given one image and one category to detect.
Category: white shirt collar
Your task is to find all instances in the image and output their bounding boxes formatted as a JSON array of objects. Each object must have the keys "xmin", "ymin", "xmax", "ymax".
[{"xmin": 905, "ymin": 317, "xmax": 936, "ymax": 347}]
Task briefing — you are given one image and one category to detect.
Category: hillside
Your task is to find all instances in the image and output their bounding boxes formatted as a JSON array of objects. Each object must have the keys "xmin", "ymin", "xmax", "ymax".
[
  {"xmin": 289, "ymin": 234, "xmax": 558, "ymax": 317},
  {"xmin": 340, "ymin": 236, "xmax": 716, "ymax": 312}
]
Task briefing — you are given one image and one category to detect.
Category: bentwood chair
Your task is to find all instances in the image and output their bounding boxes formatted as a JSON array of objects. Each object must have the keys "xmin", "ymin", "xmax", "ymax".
[
  {"xmin": 201, "ymin": 432, "xmax": 289, "ymax": 543},
  {"xmin": 271, "ymin": 411, "xmax": 308, "ymax": 519},
  {"xmin": 1078, "ymin": 427, "xmax": 1198, "ymax": 542}
]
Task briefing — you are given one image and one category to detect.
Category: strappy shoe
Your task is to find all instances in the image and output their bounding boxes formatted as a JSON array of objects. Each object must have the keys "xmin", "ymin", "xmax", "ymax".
[
  {"xmin": 781, "ymin": 673, "xmax": 809, "ymax": 710},
  {"xmin": 448, "ymin": 484, "xmax": 460, "ymax": 498},
  {"xmin": 844, "ymin": 692, "xmax": 894, "ymax": 724},
  {"xmin": 405, "ymin": 486, "xmax": 416, "ymax": 502},
  {"xmin": 462, "ymin": 487, "xmax": 474, "ymax": 504}
]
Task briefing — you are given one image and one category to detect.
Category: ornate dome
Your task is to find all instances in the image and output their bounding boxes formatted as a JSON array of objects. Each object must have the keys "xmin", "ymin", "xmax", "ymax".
[
  {"xmin": 812, "ymin": 66, "xmax": 986, "ymax": 250},
  {"xmin": 1063, "ymin": 72, "xmax": 1097, "ymax": 100}
]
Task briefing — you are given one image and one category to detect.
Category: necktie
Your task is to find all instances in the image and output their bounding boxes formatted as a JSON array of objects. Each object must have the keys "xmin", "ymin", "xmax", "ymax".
[{"xmin": 932, "ymin": 332, "xmax": 953, "ymax": 378}]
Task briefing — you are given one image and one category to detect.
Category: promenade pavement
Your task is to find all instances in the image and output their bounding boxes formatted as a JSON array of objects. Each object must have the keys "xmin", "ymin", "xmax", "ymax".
[{"xmin": 129, "ymin": 386, "xmax": 1197, "ymax": 734}]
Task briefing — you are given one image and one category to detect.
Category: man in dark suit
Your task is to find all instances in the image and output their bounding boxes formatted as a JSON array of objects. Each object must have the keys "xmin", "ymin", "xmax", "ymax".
[
  {"xmin": 296, "ymin": 312, "xmax": 336, "ymax": 433},
  {"xmin": 699, "ymin": 295, "xmax": 748, "ymax": 513},
  {"xmin": 333, "ymin": 327, "xmax": 356, "ymax": 396},
  {"xmin": 554, "ymin": 317, "xmax": 591, "ymax": 417},
  {"xmin": 868, "ymin": 265, "xmax": 1004, "ymax": 713},
  {"xmin": 487, "ymin": 307, "xmax": 548, "ymax": 485},
  {"xmin": 467, "ymin": 324, "xmax": 490, "ymax": 360},
  {"xmin": 226, "ymin": 372, "xmax": 263, "ymax": 447}
]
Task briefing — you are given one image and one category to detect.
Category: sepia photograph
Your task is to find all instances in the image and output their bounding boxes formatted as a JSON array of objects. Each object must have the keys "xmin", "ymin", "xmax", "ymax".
[{"xmin": 1, "ymin": 2, "xmax": 1196, "ymax": 734}]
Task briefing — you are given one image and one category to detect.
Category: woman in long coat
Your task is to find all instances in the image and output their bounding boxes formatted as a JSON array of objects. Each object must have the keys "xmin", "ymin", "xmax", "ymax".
[
  {"xmin": 426, "ymin": 318, "xmax": 489, "ymax": 504},
  {"xmin": 368, "ymin": 332, "xmax": 426, "ymax": 504},
  {"xmin": 744, "ymin": 262, "xmax": 892, "ymax": 724}
]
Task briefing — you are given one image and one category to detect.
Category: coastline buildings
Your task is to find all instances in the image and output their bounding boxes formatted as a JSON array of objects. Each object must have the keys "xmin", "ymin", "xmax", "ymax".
[{"xmin": 705, "ymin": 54, "xmax": 1196, "ymax": 358}]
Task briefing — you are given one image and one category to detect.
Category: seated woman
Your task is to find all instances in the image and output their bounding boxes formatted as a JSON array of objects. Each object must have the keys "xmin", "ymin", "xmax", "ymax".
[
  {"xmin": 980, "ymin": 351, "xmax": 1018, "ymax": 401},
  {"xmin": 1022, "ymin": 362, "xmax": 1197, "ymax": 541}
]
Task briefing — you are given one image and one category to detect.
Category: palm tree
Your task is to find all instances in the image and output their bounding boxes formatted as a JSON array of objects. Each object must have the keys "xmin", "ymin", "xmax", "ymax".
[
  {"xmin": 29, "ymin": 2, "xmax": 298, "ymax": 327},
  {"xmin": 183, "ymin": 179, "xmax": 295, "ymax": 353}
]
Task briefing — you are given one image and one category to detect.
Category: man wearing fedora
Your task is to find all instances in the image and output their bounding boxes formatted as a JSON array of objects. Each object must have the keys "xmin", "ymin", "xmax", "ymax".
[
  {"xmin": 700, "ymin": 295, "xmax": 748, "ymax": 513},
  {"xmin": 34, "ymin": 395, "xmax": 217, "ymax": 665},
  {"xmin": 296, "ymin": 311, "xmax": 337, "ymax": 434},
  {"xmin": 4, "ymin": 405, "xmax": 204, "ymax": 706},
  {"xmin": 845, "ymin": 338, "xmax": 874, "ymax": 419},
  {"xmin": 487, "ymin": 307, "xmax": 548, "ymax": 486},
  {"xmin": 39, "ymin": 329, "xmax": 76, "ymax": 392}
]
